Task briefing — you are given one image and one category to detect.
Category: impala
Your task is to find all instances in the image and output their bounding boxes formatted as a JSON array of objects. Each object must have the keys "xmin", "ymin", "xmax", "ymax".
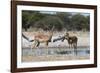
[
  {"xmin": 33, "ymin": 26, "xmax": 54, "ymax": 48},
  {"xmin": 53, "ymin": 32, "xmax": 78, "ymax": 54},
  {"xmin": 62, "ymin": 32, "xmax": 78, "ymax": 49},
  {"xmin": 34, "ymin": 31, "xmax": 53, "ymax": 47}
]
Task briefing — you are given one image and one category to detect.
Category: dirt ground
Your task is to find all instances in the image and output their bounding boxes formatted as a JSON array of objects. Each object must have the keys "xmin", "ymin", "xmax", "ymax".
[{"xmin": 22, "ymin": 55, "xmax": 89, "ymax": 62}]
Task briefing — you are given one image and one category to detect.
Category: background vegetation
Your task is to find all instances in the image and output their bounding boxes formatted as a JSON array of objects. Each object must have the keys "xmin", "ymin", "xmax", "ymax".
[{"xmin": 22, "ymin": 10, "xmax": 90, "ymax": 31}]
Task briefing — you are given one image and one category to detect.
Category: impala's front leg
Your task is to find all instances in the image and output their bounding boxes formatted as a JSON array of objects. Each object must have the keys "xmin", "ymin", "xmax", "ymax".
[
  {"xmin": 71, "ymin": 44, "xmax": 73, "ymax": 48},
  {"xmin": 45, "ymin": 41, "xmax": 49, "ymax": 48}
]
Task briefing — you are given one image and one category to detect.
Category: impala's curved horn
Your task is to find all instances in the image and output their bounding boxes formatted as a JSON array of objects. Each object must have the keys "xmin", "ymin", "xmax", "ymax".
[{"xmin": 51, "ymin": 26, "xmax": 55, "ymax": 31}]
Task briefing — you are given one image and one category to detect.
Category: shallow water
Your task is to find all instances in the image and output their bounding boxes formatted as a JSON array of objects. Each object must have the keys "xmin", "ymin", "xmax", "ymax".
[{"xmin": 22, "ymin": 47, "xmax": 90, "ymax": 57}]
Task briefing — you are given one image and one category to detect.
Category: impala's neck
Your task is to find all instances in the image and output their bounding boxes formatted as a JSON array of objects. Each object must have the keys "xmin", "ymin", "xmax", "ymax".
[{"xmin": 48, "ymin": 32, "xmax": 53, "ymax": 42}]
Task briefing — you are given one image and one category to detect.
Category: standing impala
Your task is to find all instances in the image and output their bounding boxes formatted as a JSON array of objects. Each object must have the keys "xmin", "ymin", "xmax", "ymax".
[
  {"xmin": 34, "ymin": 31, "xmax": 53, "ymax": 47},
  {"xmin": 53, "ymin": 32, "xmax": 78, "ymax": 54},
  {"xmin": 33, "ymin": 26, "xmax": 54, "ymax": 48},
  {"xmin": 62, "ymin": 32, "xmax": 78, "ymax": 49}
]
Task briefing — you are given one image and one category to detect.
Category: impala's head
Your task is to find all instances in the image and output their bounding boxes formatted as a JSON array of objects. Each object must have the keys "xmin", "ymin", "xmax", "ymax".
[
  {"xmin": 65, "ymin": 32, "xmax": 69, "ymax": 36},
  {"xmin": 64, "ymin": 32, "xmax": 69, "ymax": 39}
]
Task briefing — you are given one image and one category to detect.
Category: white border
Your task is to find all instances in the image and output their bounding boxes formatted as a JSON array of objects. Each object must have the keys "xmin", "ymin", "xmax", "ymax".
[{"xmin": 17, "ymin": 5, "xmax": 94, "ymax": 68}]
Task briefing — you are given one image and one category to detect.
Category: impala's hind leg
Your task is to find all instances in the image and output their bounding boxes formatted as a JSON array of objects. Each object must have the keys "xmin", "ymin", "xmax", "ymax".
[
  {"xmin": 73, "ymin": 43, "xmax": 77, "ymax": 55},
  {"xmin": 32, "ymin": 40, "xmax": 40, "ymax": 48}
]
